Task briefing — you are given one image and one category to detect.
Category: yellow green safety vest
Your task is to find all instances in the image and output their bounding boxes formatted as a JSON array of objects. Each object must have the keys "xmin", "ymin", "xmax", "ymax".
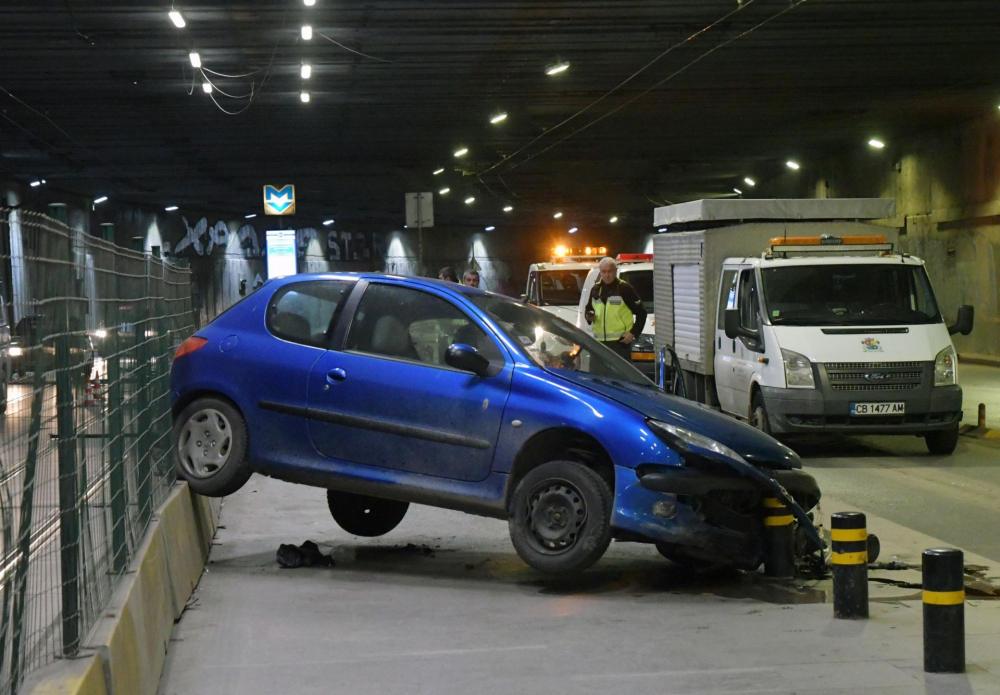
[{"xmin": 592, "ymin": 283, "xmax": 635, "ymax": 341}]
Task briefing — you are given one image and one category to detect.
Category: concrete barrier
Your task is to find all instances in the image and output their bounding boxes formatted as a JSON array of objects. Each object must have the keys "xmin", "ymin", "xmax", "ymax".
[{"xmin": 22, "ymin": 483, "xmax": 219, "ymax": 695}]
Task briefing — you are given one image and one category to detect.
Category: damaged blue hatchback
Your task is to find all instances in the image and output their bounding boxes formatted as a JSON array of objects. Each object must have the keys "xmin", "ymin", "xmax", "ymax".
[{"xmin": 170, "ymin": 274, "xmax": 823, "ymax": 575}]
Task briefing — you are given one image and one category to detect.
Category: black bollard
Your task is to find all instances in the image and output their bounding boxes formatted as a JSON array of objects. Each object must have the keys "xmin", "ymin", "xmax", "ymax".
[
  {"xmin": 923, "ymin": 548, "xmax": 965, "ymax": 674},
  {"xmin": 831, "ymin": 512, "xmax": 868, "ymax": 619},
  {"xmin": 762, "ymin": 497, "xmax": 795, "ymax": 578}
]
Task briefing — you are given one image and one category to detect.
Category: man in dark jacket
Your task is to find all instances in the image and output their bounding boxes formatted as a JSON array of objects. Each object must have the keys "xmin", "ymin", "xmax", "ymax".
[{"xmin": 584, "ymin": 257, "xmax": 647, "ymax": 361}]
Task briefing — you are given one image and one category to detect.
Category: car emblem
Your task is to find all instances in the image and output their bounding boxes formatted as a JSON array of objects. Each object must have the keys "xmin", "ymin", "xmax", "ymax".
[
  {"xmin": 865, "ymin": 371, "xmax": 890, "ymax": 382},
  {"xmin": 861, "ymin": 337, "xmax": 882, "ymax": 352}
]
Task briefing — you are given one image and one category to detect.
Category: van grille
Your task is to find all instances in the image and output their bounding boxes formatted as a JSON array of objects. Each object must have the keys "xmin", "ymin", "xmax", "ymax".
[{"xmin": 823, "ymin": 361, "xmax": 927, "ymax": 392}]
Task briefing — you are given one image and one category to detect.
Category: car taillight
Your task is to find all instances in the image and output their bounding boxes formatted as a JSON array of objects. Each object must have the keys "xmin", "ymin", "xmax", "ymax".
[{"xmin": 174, "ymin": 336, "xmax": 208, "ymax": 361}]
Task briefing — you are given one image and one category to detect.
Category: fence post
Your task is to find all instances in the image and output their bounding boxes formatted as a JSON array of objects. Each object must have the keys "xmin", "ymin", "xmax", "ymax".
[
  {"xmin": 133, "ymin": 258, "xmax": 153, "ymax": 525},
  {"xmin": 55, "ymin": 333, "xmax": 81, "ymax": 655},
  {"xmin": 107, "ymin": 323, "xmax": 128, "ymax": 573}
]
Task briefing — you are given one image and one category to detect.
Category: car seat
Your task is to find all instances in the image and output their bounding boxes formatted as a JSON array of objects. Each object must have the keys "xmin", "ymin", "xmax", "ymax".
[
  {"xmin": 272, "ymin": 312, "xmax": 311, "ymax": 342},
  {"xmin": 370, "ymin": 315, "xmax": 420, "ymax": 361}
]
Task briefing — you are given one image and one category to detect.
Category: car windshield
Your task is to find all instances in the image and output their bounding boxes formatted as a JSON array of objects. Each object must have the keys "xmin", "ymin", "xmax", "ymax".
[
  {"xmin": 620, "ymin": 269, "xmax": 654, "ymax": 313},
  {"xmin": 761, "ymin": 264, "xmax": 942, "ymax": 326},
  {"xmin": 539, "ymin": 269, "xmax": 590, "ymax": 306},
  {"xmin": 471, "ymin": 295, "xmax": 652, "ymax": 386}
]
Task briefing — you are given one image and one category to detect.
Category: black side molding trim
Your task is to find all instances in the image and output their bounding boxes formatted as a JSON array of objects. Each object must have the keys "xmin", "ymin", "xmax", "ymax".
[
  {"xmin": 258, "ymin": 400, "xmax": 491, "ymax": 450},
  {"xmin": 820, "ymin": 327, "xmax": 910, "ymax": 335}
]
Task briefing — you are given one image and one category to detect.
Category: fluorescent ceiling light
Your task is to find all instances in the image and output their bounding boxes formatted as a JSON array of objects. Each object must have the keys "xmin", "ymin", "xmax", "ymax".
[
  {"xmin": 168, "ymin": 10, "xmax": 185, "ymax": 28},
  {"xmin": 464, "ymin": 197, "xmax": 475, "ymax": 204},
  {"xmin": 165, "ymin": 205, "xmax": 179, "ymax": 211},
  {"xmin": 546, "ymin": 62, "xmax": 570, "ymax": 76},
  {"xmin": 301, "ymin": 91, "xmax": 310, "ymax": 103},
  {"xmin": 553, "ymin": 212, "xmax": 563, "ymax": 219},
  {"xmin": 94, "ymin": 196, "xmax": 108, "ymax": 204},
  {"xmin": 868, "ymin": 138, "xmax": 885, "ymax": 149},
  {"xmin": 439, "ymin": 188, "xmax": 450, "ymax": 195},
  {"xmin": 485, "ymin": 226, "xmax": 495, "ymax": 231},
  {"xmin": 304, "ymin": 0, "xmax": 316, "ymax": 5},
  {"xmin": 657, "ymin": 228, "xmax": 666, "ymax": 233},
  {"xmin": 609, "ymin": 216, "xmax": 618, "ymax": 223},
  {"xmin": 323, "ymin": 219, "xmax": 334, "ymax": 226},
  {"xmin": 503, "ymin": 206, "xmax": 513, "ymax": 212},
  {"xmin": 189, "ymin": 52, "xmax": 201, "ymax": 68},
  {"xmin": 433, "ymin": 168, "xmax": 445, "ymax": 175},
  {"xmin": 786, "ymin": 160, "xmax": 800, "ymax": 170},
  {"xmin": 245, "ymin": 214, "xmax": 257, "ymax": 219},
  {"xmin": 29, "ymin": 180, "xmax": 42, "ymax": 187},
  {"xmin": 454, "ymin": 148, "xmax": 468, "ymax": 157},
  {"xmin": 301, "ymin": 25, "xmax": 313, "ymax": 40},
  {"xmin": 744, "ymin": 177, "xmax": 755, "ymax": 187},
  {"xmin": 568, "ymin": 227, "xmax": 578, "ymax": 234},
  {"xmin": 490, "ymin": 112, "xmax": 508, "ymax": 124},
  {"xmin": 301, "ymin": 63, "xmax": 312, "ymax": 79},
  {"xmin": 202, "ymin": 82, "xmax": 212, "ymax": 93},
  {"xmin": 734, "ymin": 188, "xmax": 742, "ymax": 195}
]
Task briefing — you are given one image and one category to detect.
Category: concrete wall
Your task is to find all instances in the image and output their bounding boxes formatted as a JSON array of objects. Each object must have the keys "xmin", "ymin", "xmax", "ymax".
[{"xmin": 756, "ymin": 113, "xmax": 1000, "ymax": 358}]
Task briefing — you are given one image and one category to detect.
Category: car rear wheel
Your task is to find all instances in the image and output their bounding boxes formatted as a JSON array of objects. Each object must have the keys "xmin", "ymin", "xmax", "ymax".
[
  {"xmin": 173, "ymin": 397, "xmax": 251, "ymax": 497},
  {"xmin": 925, "ymin": 425, "xmax": 959, "ymax": 455},
  {"xmin": 508, "ymin": 461, "xmax": 612, "ymax": 575},
  {"xmin": 326, "ymin": 490, "xmax": 408, "ymax": 537}
]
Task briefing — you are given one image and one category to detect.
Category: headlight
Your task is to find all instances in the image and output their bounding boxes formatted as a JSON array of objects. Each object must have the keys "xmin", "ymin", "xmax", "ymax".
[
  {"xmin": 631, "ymin": 334, "xmax": 654, "ymax": 352},
  {"xmin": 647, "ymin": 419, "xmax": 747, "ymax": 465},
  {"xmin": 934, "ymin": 345, "xmax": 957, "ymax": 386},
  {"xmin": 781, "ymin": 349, "xmax": 815, "ymax": 388},
  {"xmin": 9, "ymin": 346, "xmax": 22, "ymax": 357}
]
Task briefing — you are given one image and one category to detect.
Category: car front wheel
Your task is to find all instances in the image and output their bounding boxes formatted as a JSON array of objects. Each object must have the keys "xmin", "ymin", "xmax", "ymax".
[
  {"xmin": 508, "ymin": 461, "xmax": 613, "ymax": 575},
  {"xmin": 173, "ymin": 397, "xmax": 252, "ymax": 497},
  {"xmin": 326, "ymin": 490, "xmax": 408, "ymax": 536}
]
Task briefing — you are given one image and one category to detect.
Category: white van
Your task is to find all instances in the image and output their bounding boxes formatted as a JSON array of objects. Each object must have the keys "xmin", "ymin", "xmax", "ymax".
[
  {"xmin": 652, "ymin": 199, "xmax": 973, "ymax": 455},
  {"xmin": 577, "ymin": 254, "xmax": 656, "ymax": 378},
  {"xmin": 524, "ymin": 252, "xmax": 601, "ymax": 325}
]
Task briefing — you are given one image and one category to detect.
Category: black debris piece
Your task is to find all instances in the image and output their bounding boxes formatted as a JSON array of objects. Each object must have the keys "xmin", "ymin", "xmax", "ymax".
[{"xmin": 277, "ymin": 541, "xmax": 335, "ymax": 569}]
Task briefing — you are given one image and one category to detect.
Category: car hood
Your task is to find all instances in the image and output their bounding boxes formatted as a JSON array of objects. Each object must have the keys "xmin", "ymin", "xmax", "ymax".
[{"xmin": 551, "ymin": 369, "xmax": 802, "ymax": 470}]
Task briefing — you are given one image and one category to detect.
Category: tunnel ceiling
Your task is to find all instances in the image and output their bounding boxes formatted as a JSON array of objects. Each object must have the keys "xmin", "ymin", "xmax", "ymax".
[{"xmin": 1, "ymin": 0, "xmax": 999, "ymax": 234}]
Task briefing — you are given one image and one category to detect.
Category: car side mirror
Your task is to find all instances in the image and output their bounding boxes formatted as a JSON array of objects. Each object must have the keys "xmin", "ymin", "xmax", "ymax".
[
  {"xmin": 948, "ymin": 304, "xmax": 974, "ymax": 336},
  {"xmin": 445, "ymin": 343, "xmax": 491, "ymax": 376}
]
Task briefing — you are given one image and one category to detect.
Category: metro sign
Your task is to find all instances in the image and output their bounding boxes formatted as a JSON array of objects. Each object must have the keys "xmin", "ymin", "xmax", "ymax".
[{"xmin": 263, "ymin": 184, "xmax": 296, "ymax": 216}]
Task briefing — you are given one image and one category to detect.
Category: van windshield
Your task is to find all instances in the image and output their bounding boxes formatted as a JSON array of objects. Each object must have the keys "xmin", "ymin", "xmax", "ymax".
[
  {"xmin": 761, "ymin": 264, "xmax": 942, "ymax": 326},
  {"xmin": 538, "ymin": 269, "xmax": 590, "ymax": 306}
]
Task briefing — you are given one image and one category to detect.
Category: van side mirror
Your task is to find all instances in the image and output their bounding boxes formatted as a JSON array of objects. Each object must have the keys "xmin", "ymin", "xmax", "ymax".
[
  {"xmin": 948, "ymin": 304, "xmax": 974, "ymax": 336},
  {"xmin": 445, "ymin": 343, "xmax": 491, "ymax": 376},
  {"xmin": 724, "ymin": 309, "xmax": 741, "ymax": 340}
]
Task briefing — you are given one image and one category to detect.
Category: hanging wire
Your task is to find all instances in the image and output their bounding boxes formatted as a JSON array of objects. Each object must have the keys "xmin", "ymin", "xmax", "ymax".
[
  {"xmin": 199, "ymin": 70, "xmax": 254, "ymax": 100},
  {"xmin": 316, "ymin": 31, "xmax": 395, "ymax": 64}
]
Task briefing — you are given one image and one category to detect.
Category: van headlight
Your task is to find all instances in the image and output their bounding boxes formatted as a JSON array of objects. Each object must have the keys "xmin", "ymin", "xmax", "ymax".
[
  {"xmin": 934, "ymin": 346, "xmax": 957, "ymax": 386},
  {"xmin": 781, "ymin": 349, "xmax": 815, "ymax": 388}
]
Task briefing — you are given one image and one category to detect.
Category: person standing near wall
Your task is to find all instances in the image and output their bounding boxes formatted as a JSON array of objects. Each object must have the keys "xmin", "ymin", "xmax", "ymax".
[
  {"xmin": 438, "ymin": 266, "xmax": 459, "ymax": 283},
  {"xmin": 462, "ymin": 269, "xmax": 480, "ymax": 288},
  {"xmin": 584, "ymin": 256, "xmax": 647, "ymax": 361}
]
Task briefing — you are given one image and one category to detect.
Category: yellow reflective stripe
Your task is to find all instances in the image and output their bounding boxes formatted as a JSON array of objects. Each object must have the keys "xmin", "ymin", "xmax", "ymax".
[
  {"xmin": 923, "ymin": 590, "xmax": 965, "ymax": 606},
  {"xmin": 831, "ymin": 551, "xmax": 868, "ymax": 565},
  {"xmin": 763, "ymin": 515, "xmax": 793, "ymax": 526},
  {"xmin": 831, "ymin": 528, "xmax": 868, "ymax": 542},
  {"xmin": 762, "ymin": 498, "xmax": 786, "ymax": 509}
]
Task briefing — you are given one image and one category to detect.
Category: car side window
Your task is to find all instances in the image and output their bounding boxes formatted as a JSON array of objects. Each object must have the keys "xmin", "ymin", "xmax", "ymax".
[
  {"xmin": 346, "ymin": 284, "xmax": 503, "ymax": 369},
  {"xmin": 266, "ymin": 280, "xmax": 355, "ymax": 348},
  {"xmin": 718, "ymin": 269, "xmax": 738, "ymax": 329}
]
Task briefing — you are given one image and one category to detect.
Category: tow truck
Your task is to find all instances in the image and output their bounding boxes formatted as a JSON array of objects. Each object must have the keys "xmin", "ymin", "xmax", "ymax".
[{"xmin": 524, "ymin": 245, "xmax": 606, "ymax": 325}]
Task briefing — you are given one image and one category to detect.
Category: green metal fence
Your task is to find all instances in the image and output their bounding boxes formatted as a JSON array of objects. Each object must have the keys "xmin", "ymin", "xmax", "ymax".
[{"xmin": 0, "ymin": 209, "xmax": 196, "ymax": 694}]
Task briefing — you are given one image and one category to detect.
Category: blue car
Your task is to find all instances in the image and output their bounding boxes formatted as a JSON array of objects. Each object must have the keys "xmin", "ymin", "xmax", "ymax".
[{"xmin": 170, "ymin": 274, "xmax": 823, "ymax": 575}]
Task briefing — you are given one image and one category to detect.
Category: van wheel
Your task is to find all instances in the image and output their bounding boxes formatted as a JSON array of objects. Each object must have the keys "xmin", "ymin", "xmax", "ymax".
[
  {"xmin": 508, "ymin": 461, "xmax": 612, "ymax": 575},
  {"xmin": 925, "ymin": 425, "xmax": 959, "ymax": 455},
  {"xmin": 326, "ymin": 490, "xmax": 408, "ymax": 537},
  {"xmin": 751, "ymin": 392, "xmax": 771, "ymax": 435},
  {"xmin": 173, "ymin": 397, "xmax": 252, "ymax": 497}
]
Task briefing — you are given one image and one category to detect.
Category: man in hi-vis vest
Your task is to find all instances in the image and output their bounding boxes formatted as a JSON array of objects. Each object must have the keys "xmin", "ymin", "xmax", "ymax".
[{"xmin": 584, "ymin": 257, "xmax": 647, "ymax": 361}]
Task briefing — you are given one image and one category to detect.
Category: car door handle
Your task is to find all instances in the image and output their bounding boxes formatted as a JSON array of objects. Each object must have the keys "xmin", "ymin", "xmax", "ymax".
[{"xmin": 327, "ymin": 368, "xmax": 347, "ymax": 383}]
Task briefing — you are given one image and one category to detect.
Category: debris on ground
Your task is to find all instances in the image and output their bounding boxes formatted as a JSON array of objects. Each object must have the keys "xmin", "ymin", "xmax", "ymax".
[
  {"xmin": 276, "ymin": 541, "xmax": 335, "ymax": 569},
  {"xmin": 869, "ymin": 560, "xmax": 910, "ymax": 571}
]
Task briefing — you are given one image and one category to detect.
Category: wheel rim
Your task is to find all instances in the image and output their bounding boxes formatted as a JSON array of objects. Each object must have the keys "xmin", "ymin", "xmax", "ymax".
[
  {"xmin": 753, "ymin": 405, "xmax": 766, "ymax": 432},
  {"xmin": 177, "ymin": 408, "xmax": 233, "ymax": 479},
  {"xmin": 524, "ymin": 479, "xmax": 587, "ymax": 555}
]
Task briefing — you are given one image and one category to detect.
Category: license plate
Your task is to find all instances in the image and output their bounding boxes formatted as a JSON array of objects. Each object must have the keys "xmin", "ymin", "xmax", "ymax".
[{"xmin": 850, "ymin": 402, "xmax": 905, "ymax": 416}]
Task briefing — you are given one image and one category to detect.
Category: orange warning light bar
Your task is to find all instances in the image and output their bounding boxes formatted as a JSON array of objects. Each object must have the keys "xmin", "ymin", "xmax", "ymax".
[{"xmin": 769, "ymin": 235, "xmax": 887, "ymax": 246}]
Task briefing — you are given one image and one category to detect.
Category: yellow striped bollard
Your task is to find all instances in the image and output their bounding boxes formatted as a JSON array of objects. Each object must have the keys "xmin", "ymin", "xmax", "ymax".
[
  {"xmin": 923, "ymin": 548, "xmax": 965, "ymax": 673},
  {"xmin": 831, "ymin": 512, "xmax": 868, "ymax": 619},
  {"xmin": 762, "ymin": 497, "xmax": 795, "ymax": 578}
]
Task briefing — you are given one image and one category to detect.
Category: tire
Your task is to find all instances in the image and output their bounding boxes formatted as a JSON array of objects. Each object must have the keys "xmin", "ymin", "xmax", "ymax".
[
  {"xmin": 925, "ymin": 425, "xmax": 959, "ymax": 455},
  {"xmin": 508, "ymin": 461, "xmax": 613, "ymax": 575},
  {"xmin": 173, "ymin": 397, "xmax": 252, "ymax": 497},
  {"xmin": 751, "ymin": 391, "xmax": 771, "ymax": 435},
  {"xmin": 326, "ymin": 490, "xmax": 409, "ymax": 537}
]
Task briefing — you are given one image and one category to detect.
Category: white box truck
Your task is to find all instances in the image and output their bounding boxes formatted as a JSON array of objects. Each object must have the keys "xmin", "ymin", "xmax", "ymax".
[{"xmin": 652, "ymin": 198, "xmax": 974, "ymax": 455}]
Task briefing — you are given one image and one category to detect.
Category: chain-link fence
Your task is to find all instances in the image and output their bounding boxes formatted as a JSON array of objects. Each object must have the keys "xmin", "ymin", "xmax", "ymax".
[{"xmin": 0, "ymin": 209, "xmax": 196, "ymax": 694}]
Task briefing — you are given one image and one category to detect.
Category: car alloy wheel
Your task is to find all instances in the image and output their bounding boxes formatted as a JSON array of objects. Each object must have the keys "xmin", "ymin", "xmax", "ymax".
[{"xmin": 177, "ymin": 408, "xmax": 234, "ymax": 479}]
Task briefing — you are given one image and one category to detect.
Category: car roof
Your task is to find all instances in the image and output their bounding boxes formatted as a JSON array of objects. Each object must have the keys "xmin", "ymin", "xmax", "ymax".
[
  {"xmin": 267, "ymin": 272, "xmax": 494, "ymax": 296},
  {"xmin": 724, "ymin": 255, "xmax": 926, "ymax": 268}
]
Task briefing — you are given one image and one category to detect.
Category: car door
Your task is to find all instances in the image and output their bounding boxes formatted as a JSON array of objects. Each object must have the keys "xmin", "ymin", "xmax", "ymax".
[
  {"xmin": 713, "ymin": 267, "xmax": 740, "ymax": 414},
  {"xmin": 731, "ymin": 267, "xmax": 765, "ymax": 418},
  {"xmin": 307, "ymin": 281, "xmax": 513, "ymax": 483},
  {"xmin": 247, "ymin": 278, "xmax": 356, "ymax": 452}
]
